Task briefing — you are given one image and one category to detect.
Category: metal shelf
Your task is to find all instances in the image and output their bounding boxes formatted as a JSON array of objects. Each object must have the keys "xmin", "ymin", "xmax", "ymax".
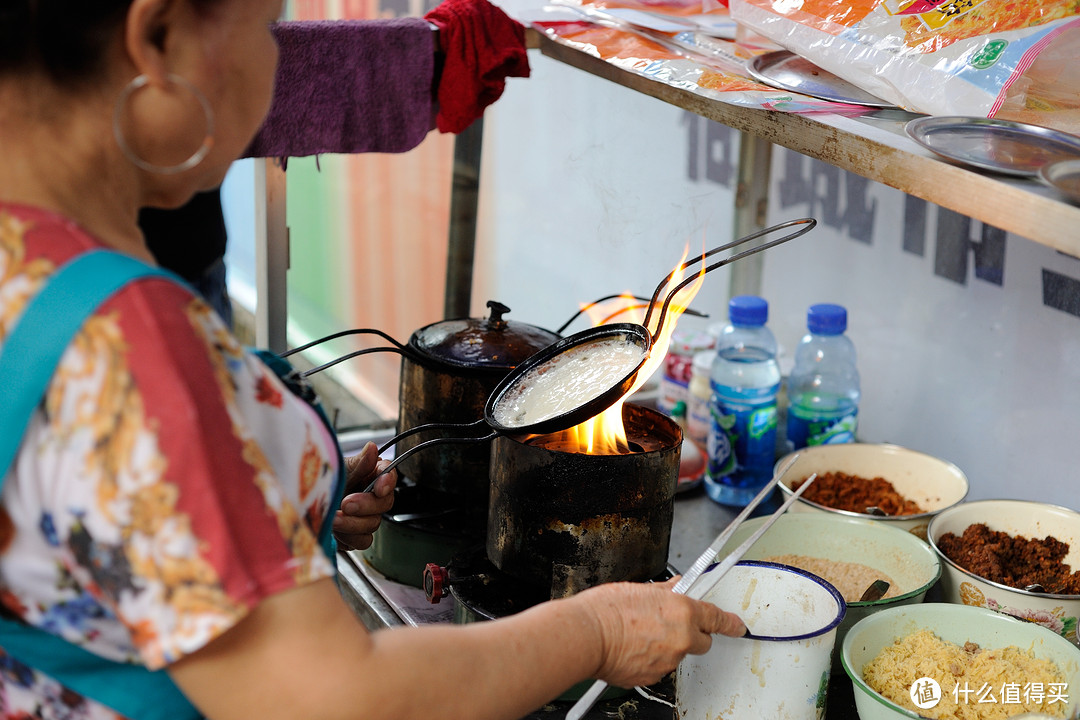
[{"xmin": 534, "ymin": 32, "xmax": 1080, "ymax": 257}]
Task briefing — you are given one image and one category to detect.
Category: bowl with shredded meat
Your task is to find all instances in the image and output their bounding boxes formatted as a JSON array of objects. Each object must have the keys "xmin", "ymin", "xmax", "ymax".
[
  {"xmin": 842, "ymin": 603, "xmax": 1080, "ymax": 720},
  {"xmin": 928, "ymin": 500, "xmax": 1080, "ymax": 645},
  {"xmin": 716, "ymin": 513, "xmax": 941, "ymax": 674},
  {"xmin": 776, "ymin": 444, "xmax": 970, "ymax": 539}
]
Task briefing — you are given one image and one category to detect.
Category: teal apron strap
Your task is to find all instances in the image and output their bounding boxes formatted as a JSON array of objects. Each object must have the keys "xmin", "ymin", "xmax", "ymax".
[
  {"xmin": 0, "ymin": 250, "xmax": 176, "ymax": 476},
  {"xmin": 0, "ymin": 616, "xmax": 198, "ymax": 720},
  {"xmin": 0, "ymin": 249, "xmax": 200, "ymax": 720}
]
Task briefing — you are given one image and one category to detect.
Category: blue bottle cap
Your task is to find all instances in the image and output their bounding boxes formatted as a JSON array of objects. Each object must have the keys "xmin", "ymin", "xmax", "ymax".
[
  {"xmin": 807, "ymin": 303, "xmax": 847, "ymax": 335},
  {"xmin": 728, "ymin": 295, "xmax": 768, "ymax": 327}
]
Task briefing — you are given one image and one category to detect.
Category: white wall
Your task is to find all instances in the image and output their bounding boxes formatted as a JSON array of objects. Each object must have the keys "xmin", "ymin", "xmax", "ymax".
[
  {"xmin": 471, "ymin": 55, "xmax": 737, "ymax": 337},
  {"xmin": 476, "ymin": 51, "xmax": 1080, "ymax": 506}
]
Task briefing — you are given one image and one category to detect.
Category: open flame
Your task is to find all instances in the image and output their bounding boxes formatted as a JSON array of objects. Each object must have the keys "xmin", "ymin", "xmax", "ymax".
[{"xmin": 549, "ymin": 248, "xmax": 706, "ymax": 454}]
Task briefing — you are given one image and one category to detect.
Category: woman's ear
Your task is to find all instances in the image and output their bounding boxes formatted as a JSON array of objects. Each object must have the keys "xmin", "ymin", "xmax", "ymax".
[{"xmin": 123, "ymin": 0, "xmax": 177, "ymax": 84}]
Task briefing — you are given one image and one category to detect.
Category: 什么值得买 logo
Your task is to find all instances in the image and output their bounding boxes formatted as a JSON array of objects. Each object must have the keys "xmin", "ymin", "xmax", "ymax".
[{"xmin": 909, "ymin": 677, "xmax": 1068, "ymax": 709}]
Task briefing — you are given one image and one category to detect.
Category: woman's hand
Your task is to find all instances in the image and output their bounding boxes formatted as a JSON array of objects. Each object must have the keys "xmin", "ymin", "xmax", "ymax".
[
  {"xmin": 573, "ymin": 577, "xmax": 746, "ymax": 689},
  {"xmin": 332, "ymin": 442, "xmax": 397, "ymax": 551}
]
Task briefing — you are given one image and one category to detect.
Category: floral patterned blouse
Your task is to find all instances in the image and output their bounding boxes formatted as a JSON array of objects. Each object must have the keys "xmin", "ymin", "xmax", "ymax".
[{"xmin": 0, "ymin": 204, "xmax": 340, "ymax": 719}]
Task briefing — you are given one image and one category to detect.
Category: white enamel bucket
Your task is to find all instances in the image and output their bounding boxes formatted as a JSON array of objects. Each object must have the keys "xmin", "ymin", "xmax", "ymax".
[{"xmin": 676, "ymin": 561, "xmax": 846, "ymax": 720}]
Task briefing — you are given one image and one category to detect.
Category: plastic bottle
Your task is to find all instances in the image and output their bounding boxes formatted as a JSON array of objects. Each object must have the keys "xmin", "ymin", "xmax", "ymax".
[
  {"xmin": 785, "ymin": 303, "xmax": 860, "ymax": 452},
  {"xmin": 670, "ymin": 401, "xmax": 705, "ymax": 493},
  {"xmin": 657, "ymin": 328, "xmax": 716, "ymax": 417},
  {"xmin": 704, "ymin": 295, "xmax": 781, "ymax": 507},
  {"xmin": 685, "ymin": 351, "xmax": 713, "ymax": 453}
]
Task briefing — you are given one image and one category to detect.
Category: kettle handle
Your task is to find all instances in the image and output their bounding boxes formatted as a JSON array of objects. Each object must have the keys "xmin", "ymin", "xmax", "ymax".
[
  {"xmin": 300, "ymin": 346, "xmax": 413, "ymax": 378},
  {"xmin": 280, "ymin": 327, "xmax": 412, "ymax": 358},
  {"xmin": 278, "ymin": 327, "xmax": 423, "ymax": 377}
]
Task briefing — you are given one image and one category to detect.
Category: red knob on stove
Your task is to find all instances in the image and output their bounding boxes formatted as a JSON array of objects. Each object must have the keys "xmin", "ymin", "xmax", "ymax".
[{"xmin": 424, "ymin": 563, "xmax": 449, "ymax": 604}]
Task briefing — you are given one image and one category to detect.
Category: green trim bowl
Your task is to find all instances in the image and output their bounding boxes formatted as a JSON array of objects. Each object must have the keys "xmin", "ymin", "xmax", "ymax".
[
  {"xmin": 716, "ymin": 513, "xmax": 940, "ymax": 673},
  {"xmin": 842, "ymin": 603, "xmax": 1080, "ymax": 720},
  {"xmin": 927, "ymin": 499, "xmax": 1080, "ymax": 645},
  {"xmin": 776, "ymin": 443, "xmax": 969, "ymax": 539}
]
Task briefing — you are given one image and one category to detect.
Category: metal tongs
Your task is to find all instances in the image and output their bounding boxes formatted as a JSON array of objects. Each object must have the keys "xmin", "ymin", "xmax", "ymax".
[
  {"xmin": 566, "ymin": 456, "xmax": 818, "ymax": 720},
  {"xmin": 359, "ymin": 219, "xmax": 817, "ymax": 492}
]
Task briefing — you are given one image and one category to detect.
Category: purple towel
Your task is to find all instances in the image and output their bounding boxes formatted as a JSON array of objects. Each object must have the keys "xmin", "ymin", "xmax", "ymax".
[{"xmin": 245, "ymin": 19, "xmax": 437, "ymax": 158}]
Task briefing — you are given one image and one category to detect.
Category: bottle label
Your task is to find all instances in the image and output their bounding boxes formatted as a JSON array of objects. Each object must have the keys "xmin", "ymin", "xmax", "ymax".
[
  {"xmin": 787, "ymin": 407, "xmax": 858, "ymax": 449},
  {"xmin": 706, "ymin": 394, "xmax": 778, "ymax": 488},
  {"xmin": 658, "ymin": 374, "xmax": 689, "ymax": 415},
  {"xmin": 686, "ymin": 393, "xmax": 710, "ymax": 447}
]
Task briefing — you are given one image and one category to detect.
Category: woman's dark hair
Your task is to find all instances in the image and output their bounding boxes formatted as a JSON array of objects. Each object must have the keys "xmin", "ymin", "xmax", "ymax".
[
  {"xmin": 0, "ymin": 0, "xmax": 223, "ymax": 88},
  {"xmin": 0, "ymin": 1, "xmax": 132, "ymax": 87}
]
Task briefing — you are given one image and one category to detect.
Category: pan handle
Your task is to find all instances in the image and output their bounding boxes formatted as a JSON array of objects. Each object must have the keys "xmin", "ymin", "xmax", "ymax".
[
  {"xmin": 556, "ymin": 295, "xmax": 707, "ymax": 335},
  {"xmin": 376, "ymin": 418, "xmax": 488, "ymax": 455},
  {"xmin": 643, "ymin": 218, "xmax": 817, "ymax": 339},
  {"xmin": 362, "ymin": 429, "xmax": 500, "ymax": 493}
]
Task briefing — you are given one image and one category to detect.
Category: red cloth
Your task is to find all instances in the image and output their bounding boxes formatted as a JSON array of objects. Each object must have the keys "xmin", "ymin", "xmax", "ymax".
[{"xmin": 425, "ymin": 0, "xmax": 531, "ymax": 133}]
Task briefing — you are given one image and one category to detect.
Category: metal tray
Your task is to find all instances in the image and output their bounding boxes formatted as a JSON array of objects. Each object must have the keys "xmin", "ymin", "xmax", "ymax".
[
  {"xmin": 905, "ymin": 116, "xmax": 1080, "ymax": 177},
  {"xmin": 1039, "ymin": 158, "xmax": 1080, "ymax": 204},
  {"xmin": 746, "ymin": 50, "xmax": 897, "ymax": 108}
]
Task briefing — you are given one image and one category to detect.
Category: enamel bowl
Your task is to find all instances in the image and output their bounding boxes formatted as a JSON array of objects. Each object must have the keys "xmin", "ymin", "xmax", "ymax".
[
  {"xmin": 716, "ymin": 513, "xmax": 940, "ymax": 673},
  {"xmin": 927, "ymin": 499, "xmax": 1080, "ymax": 645},
  {"xmin": 677, "ymin": 561, "xmax": 845, "ymax": 720},
  {"xmin": 842, "ymin": 603, "xmax": 1080, "ymax": 720},
  {"xmin": 776, "ymin": 443, "xmax": 969, "ymax": 539}
]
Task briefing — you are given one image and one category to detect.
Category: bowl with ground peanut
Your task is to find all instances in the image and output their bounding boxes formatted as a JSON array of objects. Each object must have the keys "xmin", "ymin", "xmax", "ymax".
[
  {"xmin": 716, "ymin": 512, "xmax": 941, "ymax": 673},
  {"xmin": 928, "ymin": 500, "xmax": 1080, "ymax": 645},
  {"xmin": 842, "ymin": 603, "xmax": 1080, "ymax": 720},
  {"xmin": 776, "ymin": 443, "xmax": 970, "ymax": 539}
]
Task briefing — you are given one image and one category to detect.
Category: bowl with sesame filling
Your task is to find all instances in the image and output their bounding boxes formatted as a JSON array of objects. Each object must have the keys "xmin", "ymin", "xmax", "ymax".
[
  {"xmin": 776, "ymin": 443, "xmax": 970, "ymax": 539},
  {"xmin": 928, "ymin": 499, "xmax": 1080, "ymax": 645}
]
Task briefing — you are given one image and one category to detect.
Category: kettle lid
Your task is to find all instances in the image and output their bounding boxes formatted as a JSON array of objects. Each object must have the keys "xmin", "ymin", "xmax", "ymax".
[{"xmin": 410, "ymin": 301, "xmax": 560, "ymax": 370}]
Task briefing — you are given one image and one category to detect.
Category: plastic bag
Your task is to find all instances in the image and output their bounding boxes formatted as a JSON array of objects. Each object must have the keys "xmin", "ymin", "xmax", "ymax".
[
  {"xmin": 729, "ymin": 0, "xmax": 1080, "ymax": 133},
  {"xmin": 538, "ymin": 19, "xmax": 872, "ymax": 112}
]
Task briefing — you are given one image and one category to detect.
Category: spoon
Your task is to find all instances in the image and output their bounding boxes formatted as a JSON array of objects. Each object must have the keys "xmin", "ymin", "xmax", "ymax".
[
  {"xmin": 859, "ymin": 579, "xmax": 891, "ymax": 602},
  {"xmin": 864, "ymin": 506, "xmax": 888, "ymax": 517},
  {"xmin": 388, "ymin": 508, "xmax": 458, "ymax": 523},
  {"xmin": 1024, "ymin": 583, "xmax": 1047, "ymax": 594}
]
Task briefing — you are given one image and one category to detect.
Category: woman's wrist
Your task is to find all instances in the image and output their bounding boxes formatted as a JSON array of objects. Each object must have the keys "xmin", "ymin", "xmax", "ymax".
[{"xmin": 561, "ymin": 588, "xmax": 613, "ymax": 681}]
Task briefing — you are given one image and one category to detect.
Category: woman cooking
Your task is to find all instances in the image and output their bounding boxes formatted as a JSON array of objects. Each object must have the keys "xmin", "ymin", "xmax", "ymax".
[{"xmin": 0, "ymin": 1, "xmax": 746, "ymax": 719}]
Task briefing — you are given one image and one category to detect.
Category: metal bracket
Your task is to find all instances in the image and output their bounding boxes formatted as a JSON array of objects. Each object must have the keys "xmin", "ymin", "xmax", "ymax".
[{"xmin": 254, "ymin": 158, "xmax": 289, "ymax": 353}]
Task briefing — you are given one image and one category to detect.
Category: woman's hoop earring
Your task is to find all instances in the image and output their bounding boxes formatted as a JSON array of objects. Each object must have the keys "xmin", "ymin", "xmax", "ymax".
[{"xmin": 113, "ymin": 74, "xmax": 215, "ymax": 175}]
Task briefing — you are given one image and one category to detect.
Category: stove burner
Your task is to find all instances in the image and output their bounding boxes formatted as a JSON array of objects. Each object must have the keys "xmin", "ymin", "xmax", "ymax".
[
  {"xmin": 383, "ymin": 479, "xmax": 484, "ymax": 534},
  {"xmin": 436, "ymin": 546, "xmax": 674, "ymax": 623},
  {"xmin": 361, "ymin": 481, "xmax": 485, "ymax": 588},
  {"xmin": 488, "ymin": 403, "xmax": 681, "ymax": 595}
]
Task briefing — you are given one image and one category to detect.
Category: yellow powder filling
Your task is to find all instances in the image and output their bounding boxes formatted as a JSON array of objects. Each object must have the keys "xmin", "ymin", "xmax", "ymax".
[{"xmin": 863, "ymin": 629, "xmax": 1067, "ymax": 719}]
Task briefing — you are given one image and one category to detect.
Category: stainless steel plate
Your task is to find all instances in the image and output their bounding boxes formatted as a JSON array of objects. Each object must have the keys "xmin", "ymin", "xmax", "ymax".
[
  {"xmin": 1039, "ymin": 159, "xmax": 1080, "ymax": 204},
  {"xmin": 747, "ymin": 50, "xmax": 897, "ymax": 109},
  {"xmin": 905, "ymin": 116, "xmax": 1080, "ymax": 177}
]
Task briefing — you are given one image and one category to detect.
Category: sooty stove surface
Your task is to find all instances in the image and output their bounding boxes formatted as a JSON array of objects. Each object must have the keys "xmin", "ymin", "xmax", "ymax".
[
  {"xmin": 348, "ymin": 545, "xmax": 681, "ymax": 719},
  {"xmin": 341, "ymin": 467, "xmax": 864, "ymax": 720},
  {"xmin": 441, "ymin": 545, "xmax": 675, "ymax": 623}
]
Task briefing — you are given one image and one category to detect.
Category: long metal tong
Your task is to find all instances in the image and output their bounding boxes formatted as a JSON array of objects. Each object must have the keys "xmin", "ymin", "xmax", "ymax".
[
  {"xmin": 565, "ymin": 455, "xmax": 818, "ymax": 720},
  {"xmin": 642, "ymin": 218, "xmax": 816, "ymax": 339}
]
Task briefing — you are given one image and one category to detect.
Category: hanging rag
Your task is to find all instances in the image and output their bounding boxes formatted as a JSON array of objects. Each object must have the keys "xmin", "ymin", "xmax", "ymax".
[
  {"xmin": 425, "ymin": 0, "xmax": 531, "ymax": 134},
  {"xmin": 246, "ymin": 18, "xmax": 438, "ymax": 157}
]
